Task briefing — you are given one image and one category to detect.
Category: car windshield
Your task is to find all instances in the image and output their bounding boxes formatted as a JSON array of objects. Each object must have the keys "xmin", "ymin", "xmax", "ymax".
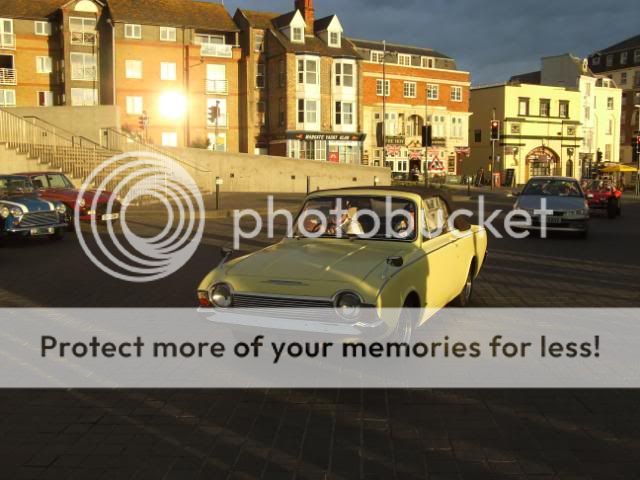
[
  {"xmin": 0, "ymin": 177, "xmax": 35, "ymax": 196},
  {"xmin": 522, "ymin": 179, "xmax": 583, "ymax": 197},
  {"xmin": 47, "ymin": 174, "xmax": 73, "ymax": 188},
  {"xmin": 294, "ymin": 195, "xmax": 418, "ymax": 241}
]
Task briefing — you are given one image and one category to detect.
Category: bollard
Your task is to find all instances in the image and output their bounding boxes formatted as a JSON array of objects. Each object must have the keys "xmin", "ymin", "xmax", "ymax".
[
  {"xmin": 215, "ymin": 176, "xmax": 223, "ymax": 210},
  {"xmin": 306, "ymin": 176, "xmax": 310, "ymax": 195}
]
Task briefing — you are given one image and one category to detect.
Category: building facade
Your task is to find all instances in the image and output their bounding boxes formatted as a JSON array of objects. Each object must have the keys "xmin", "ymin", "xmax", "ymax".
[
  {"xmin": 588, "ymin": 35, "xmax": 640, "ymax": 167},
  {"xmin": 511, "ymin": 54, "xmax": 622, "ymax": 177},
  {"xmin": 467, "ymin": 83, "xmax": 582, "ymax": 185},
  {"xmin": 351, "ymin": 39, "xmax": 471, "ymax": 177},
  {"xmin": 234, "ymin": 0, "xmax": 365, "ymax": 164},
  {"xmin": 0, "ymin": 0, "xmax": 241, "ymax": 151}
]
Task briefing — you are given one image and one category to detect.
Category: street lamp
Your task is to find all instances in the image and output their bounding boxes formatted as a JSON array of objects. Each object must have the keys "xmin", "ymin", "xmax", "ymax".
[{"xmin": 635, "ymin": 105, "xmax": 640, "ymax": 196}]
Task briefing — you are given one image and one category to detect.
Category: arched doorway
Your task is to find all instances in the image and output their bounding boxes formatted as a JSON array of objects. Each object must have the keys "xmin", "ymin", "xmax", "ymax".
[{"xmin": 525, "ymin": 147, "xmax": 560, "ymax": 180}]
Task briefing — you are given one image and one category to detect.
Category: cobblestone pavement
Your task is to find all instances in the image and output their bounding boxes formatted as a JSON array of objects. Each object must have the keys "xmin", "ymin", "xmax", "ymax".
[{"xmin": 0, "ymin": 190, "xmax": 639, "ymax": 479}]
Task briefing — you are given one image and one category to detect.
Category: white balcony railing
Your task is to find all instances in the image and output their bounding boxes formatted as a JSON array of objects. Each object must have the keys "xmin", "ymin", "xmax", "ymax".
[
  {"xmin": 71, "ymin": 66, "xmax": 97, "ymax": 81},
  {"xmin": 199, "ymin": 43, "xmax": 233, "ymax": 58},
  {"xmin": 205, "ymin": 79, "xmax": 228, "ymax": 94},
  {"xmin": 70, "ymin": 31, "xmax": 96, "ymax": 46},
  {"xmin": 0, "ymin": 33, "xmax": 15, "ymax": 49},
  {"xmin": 0, "ymin": 67, "xmax": 16, "ymax": 85}
]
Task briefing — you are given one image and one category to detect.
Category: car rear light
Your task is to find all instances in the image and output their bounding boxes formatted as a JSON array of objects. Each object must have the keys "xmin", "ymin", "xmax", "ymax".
[{"xmin": 198, "ymin": 291, "xmax": 213, "ymax": 308}]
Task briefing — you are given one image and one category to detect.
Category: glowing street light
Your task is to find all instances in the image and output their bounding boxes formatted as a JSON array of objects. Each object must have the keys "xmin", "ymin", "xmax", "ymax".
[{"xmin": 158, "ymin": 91, "xmax": 187, "ymax": 120}]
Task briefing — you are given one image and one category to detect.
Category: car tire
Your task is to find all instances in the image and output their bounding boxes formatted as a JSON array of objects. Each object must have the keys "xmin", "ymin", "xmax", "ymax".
[
  {"xmin": 50, "ymin": 227, "xmax": 65, "ymax": 242},
  {"xmin": 452, "ymin": 266, "xmax": 474, "ymax": 308},
  {"xmin": 392, "ymin": 301, "xmax": 418, "ymax": 344}
]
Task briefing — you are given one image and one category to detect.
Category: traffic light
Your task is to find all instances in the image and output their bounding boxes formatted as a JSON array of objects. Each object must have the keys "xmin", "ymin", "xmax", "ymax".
[
  {"xmin": 208, "ymin": 105, "xmax": 220, "ymax": 124},
  {"xmin": 138, "ymin": 114, "xmax": 146, "ymax": 130},
  {"xmin": 490, "ymin": 120, "xmax": 500, "ymax": 141},
  {"xmin": 597, "ymin": 150, "xmax": 603, "ymax": 163},
  {"xmin": 421, "ymin": 125, "xmax": 432, "ymax": 147},
  {"xmin": 634, "ymin": 135, "xmax": 640, "ymax": 158}
]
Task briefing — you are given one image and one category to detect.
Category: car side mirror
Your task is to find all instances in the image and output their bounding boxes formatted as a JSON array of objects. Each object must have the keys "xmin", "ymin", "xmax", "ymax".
[
  {"xmin": 219, "ymin": 247, "xmax": 233, "ymax": 267},
  {"xmin": 453, "ymin": 216, "xmax": 472, "ymax": 232},
  {"xmin": 386, "ymin": 256, "xmax": 403, "ymax": 268}
]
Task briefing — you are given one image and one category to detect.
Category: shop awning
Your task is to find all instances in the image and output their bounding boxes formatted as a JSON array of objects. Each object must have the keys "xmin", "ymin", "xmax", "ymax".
[{"xmin": 600, "ymin": 164, "xmax": 638, "ymax": 173}]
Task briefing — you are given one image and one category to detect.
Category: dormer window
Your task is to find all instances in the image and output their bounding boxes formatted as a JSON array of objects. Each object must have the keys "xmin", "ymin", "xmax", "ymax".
[
  {"xmin": 329, "ymin": 31, "xmax": 340, "ymax": 47},
  {"xmin": 292, "ymin": 27, "xmax": 304, "ymax": 43}
]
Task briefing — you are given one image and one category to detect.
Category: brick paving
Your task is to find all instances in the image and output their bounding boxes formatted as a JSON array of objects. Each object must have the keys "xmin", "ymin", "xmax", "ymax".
[{"xmin": 0, "ymin": 190, "xmax": 639, "ymax": 478}]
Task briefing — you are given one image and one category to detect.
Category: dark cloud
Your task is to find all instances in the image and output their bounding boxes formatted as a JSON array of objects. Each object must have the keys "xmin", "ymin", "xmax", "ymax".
[{"xmin": 220, "ymin": 0, "xmax": 640, "ymax": 84}]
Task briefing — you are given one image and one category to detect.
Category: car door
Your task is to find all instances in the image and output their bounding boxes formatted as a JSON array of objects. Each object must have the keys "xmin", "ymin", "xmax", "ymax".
[{"xmin": 421, "ymin": 197, "xmax": 460, "ymax": 308}]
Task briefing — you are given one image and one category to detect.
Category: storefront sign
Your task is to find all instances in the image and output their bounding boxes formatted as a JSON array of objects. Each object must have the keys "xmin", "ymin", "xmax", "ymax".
[
  {"xmin": 328, "ymin": 151, "xmax": 340, "ymax": 163},
  {"xmin": 385, "ymin": 135, "xmax": 405, "ymax": 146},
  {"xmin": 286, "ymin": 132, "xmax": 367, "ymax": 142},
  {"xmin": 455, "ymin": 146, "xmax": 471, "ymax": 157}
]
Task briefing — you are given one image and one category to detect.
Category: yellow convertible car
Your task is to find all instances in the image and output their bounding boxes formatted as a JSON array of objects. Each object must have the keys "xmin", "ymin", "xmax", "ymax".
[{"xmin": 197, "ymin": 187, "xmax": 488, "ymax": 341}]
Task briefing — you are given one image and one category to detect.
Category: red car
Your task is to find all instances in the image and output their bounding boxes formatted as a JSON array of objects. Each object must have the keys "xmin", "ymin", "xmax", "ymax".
[
  {"xmin": 17, "ymin": 172, "xmax": 121, "ymax": 224},
  {"xmin": 583, "ymin": 179, "xmax": 622, "ymax": 219}
]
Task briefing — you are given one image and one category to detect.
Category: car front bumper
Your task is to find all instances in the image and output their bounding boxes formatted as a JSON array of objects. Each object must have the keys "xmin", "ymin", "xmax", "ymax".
[
  {"xmin": 526, "ymin": 217, "xmax": 588, "ymax": 232},
  {"xmin": 6, "ymin": 222, "xmax": 68, "ymax": 234}
]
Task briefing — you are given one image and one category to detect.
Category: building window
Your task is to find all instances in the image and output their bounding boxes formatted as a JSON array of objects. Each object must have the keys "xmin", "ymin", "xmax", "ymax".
[
  {"xmin": 376, "ymin": 79, "xmax": 390, "ymax": 97},
  {"xmin": 34, "ymin": 21, "xmax": 51, "ymax": 36},
  {"xmin": 298, "ymin": 99, "xmax": 318, "ymax": 125},
  {"xmin": 279, "ymin": 60, "xmax": 285, "ymax": 87},
  {"xmin": 36, "ymin": 56, "xmax": 52, "ymax": 74},
  {"xmin": 606, "ymin": 55, "xmax": 613, "ymax": 67},
  {"xmin": 206, "ymin": 98, "xmax": 227, "ymax": 126},
  {"xmin": 292, "ymin": 27, "xmax": 304, "ymax": 43},
  {"xmin": 0, "ymin": 89, "xmax": 15, "ymax": 106},
  {"xmin": 620, "ymin": 72, "xmax": 627, "ymax": 85},
  {"xmin": 161, "ymin": 132, "xmax": 178, "ymax": 147},
  {"xmin": 70, "ymin": 88, "xmax": 97, "ymax": 106},
  {"xmin": 335, "ymin": 61, "xmax": 353, "ymax": 87},
  {"xmin": 403, "ymin": 81, "xmax": 416, "ymax": 98},
  {"xmin": 620, "ymin": 52, "xmax": 628, "ymax": 65},
  {"xmin": 607, "ymin": 119, "xmax": 613, "ymax": 135},
  {"xmin": 398, "ymin": 54, "xmax": 412, "ymax": 66},
  {"xmin": 160, "ymin": 62, "xmax": 176, "ymax": 81},
  {"xmin": 335, "ymin": 101, "xmax": 353, "ymax": 125},
  {"xmin": 69, "ymin": 17, "xmax": 96, "ymax": 45},
  {"xmin": 160, "ymin": 27, "xmax": 176, "ymax": 42},
  {"xmin": 37, "ymin": 91, "xmax": 53, "ymax": 107},
  {"xmin": 607, "ymin": 97, "xmax": 614, "ymax": 110},
  {"xmin": 474, "ymin": 129, "xmax": 481, "ymax": 143},
  {"xmin": 451, "ymin": 117, "xmax": 463, "ymax": 138},
  {"xmin": 518, "ymin": 97, "xmax": 530, "ymax": 116},
  {"xmin": 254, "ymin": 32, "xmax": 264, "ymax": 52},
  {"xmin": 256, "ymin": 62, "xmax": 265, "ymax": 88},
  {"xmin": 539, "ymin": 99, "xmax": 550, "ymax": 117},
  {"xmin": 370, "ymin": 50, "xmax": 384, "ymax": 63},
  {"xmin": 427, "ymin": 84, "xmax": 439, "ymax": 100},
  {"xmin": 297, "ymin": 58, "xmax": 318, "ymax": 85},
  {"xmin": 125, "ymin": 60, "xmax": 142, "ymax": 79},
  {"xmin": 421, "ymin": 57, "xmax": 434, "ymax": 68},
  {"xmin": 125, "ymin": 24, "xmax": 142, "ymax": 39},
  {"xmin": 279, "ymin": 97, "xmax": 285, "ymax": 126},
  {"xmin": 70, "ymin": 52, "xmax": 96, "ymax": 80},
  {"xmin": 605, "ymin": 144, "xmax": 611, "ymax": 161},
  {"xmin": 329, "ymin": 31, "xmax": 340, "ymax": 47},
  {"xmin": 207, "ymin": 132, "xmax": 226, "ymax": 152},
  {"xmin": 591, "ymin": 55, "xmax": 600, "ymax": 66},
  {"xmin": 451, "ymin": 86, "xmax": 462, "ymax": 102},
  {"xmin": 559, "ymin": 100, "xmax": 570, "ymax": 119},
  {"xmin": 634, "ymin": 49, "xmax": 640, "ymax": 63},
  {"xmin": 126, "ymin": 96, "xmax": 143, "ymax": 115},
  {"xmin": 257, "ymin": 101, "xmax": 265, "ymax": 126}
]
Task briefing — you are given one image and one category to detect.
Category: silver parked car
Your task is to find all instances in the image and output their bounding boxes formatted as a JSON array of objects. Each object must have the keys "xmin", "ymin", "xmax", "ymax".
[{"xmin": 514, "ymin": 176, "xmax": 590, "ymax": 238}]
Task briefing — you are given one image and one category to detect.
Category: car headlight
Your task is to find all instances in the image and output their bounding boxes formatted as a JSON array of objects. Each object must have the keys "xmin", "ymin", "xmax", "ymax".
[
  {"xmin": 0, "ymin": 206, "xmax": 10, "ymax": 219},
  {"xmin": 334, "ymin": 292, "xmax": 362, "ymax": 320},
  {"xmin": 209, "ymin": 283, "xmax": 233, "ymax": 308},
  {"xmin": 10, "ymin": 206, "xmax": 23, "ymax": 218},
  {"xmin": 56, "ymin": 203, "xmax": 67, "ymax": 215},
  {"xmin": 78, "ymin": 198, "xmax": 86, "ymax": 208}
]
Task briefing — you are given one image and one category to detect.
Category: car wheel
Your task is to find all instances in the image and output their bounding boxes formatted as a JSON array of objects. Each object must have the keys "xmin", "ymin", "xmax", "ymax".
[
  {"xmin": 50, "ymin": 227, "xmax": 65, "ymax": 242},
  {"xmin": 452, "ymin": 266, "xmax": 474, "ymax": 308},
  {"xmin": 392, "ymin": 302, "xmax": 418, "ymax": 343}
]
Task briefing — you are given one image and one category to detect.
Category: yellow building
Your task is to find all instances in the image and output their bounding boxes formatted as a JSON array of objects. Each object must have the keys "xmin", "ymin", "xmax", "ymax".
[{"xmin": 467, "ymin": 83, "xmax": 582, "ymax": 186}]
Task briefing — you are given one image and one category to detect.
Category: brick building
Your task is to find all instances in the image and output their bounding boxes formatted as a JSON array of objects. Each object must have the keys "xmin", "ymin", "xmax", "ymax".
[
  {"xmin": 351, "ymin": 39, "xmax": 471, "ymax": 177},
  {"xmin": 0, "ymin": 0, "xmax": 241, "ymax": 151},
  {"xmin": 234, "ymin": 0, "xmax": 366, "ymax": 163},
  {"xmin": 588, "ymin": 35, "xmax": 640, "ymax": 167}
]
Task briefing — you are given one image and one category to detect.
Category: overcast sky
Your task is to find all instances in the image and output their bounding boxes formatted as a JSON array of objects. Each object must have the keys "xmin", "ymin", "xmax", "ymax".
[{"xmin": 220, "ymin": 0, "xmax": 640, "ymax": 85}]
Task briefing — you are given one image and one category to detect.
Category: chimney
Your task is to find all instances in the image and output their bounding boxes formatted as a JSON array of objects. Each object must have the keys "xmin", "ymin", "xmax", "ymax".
[{"xmin": 295, "ymin": 0, "xmax": 315, "ymax": 29}]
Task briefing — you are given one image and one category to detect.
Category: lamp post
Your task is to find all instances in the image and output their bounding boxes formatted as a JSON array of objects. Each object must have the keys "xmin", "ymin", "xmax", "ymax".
[{"xmin": 635, "ymin": 105, "xmax": 640, "ymax": 196}]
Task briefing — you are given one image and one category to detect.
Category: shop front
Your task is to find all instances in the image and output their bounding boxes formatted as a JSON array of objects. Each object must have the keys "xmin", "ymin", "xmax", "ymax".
[
  {"xmin": 284, "ymin": 132, "xmax": 366, "ymax": 165},
  {"xmin": 525, "ymin": 146, "xmax": 560, "ymax": 181}
]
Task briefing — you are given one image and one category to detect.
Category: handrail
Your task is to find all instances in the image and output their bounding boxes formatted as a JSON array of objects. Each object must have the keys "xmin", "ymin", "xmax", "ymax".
[
  {"xmin": 104, "ymin": 128, "xmax": 212, "ymax": 173},
  {"xmin": 22, "ymin": 115, "xmax": 112, "ymax": 153}
]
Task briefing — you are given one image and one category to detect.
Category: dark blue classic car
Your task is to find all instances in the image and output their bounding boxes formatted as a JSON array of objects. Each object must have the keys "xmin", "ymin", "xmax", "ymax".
[{"xmin": 0, "ymin": 175, "xmax": 68, "ymax": 243}]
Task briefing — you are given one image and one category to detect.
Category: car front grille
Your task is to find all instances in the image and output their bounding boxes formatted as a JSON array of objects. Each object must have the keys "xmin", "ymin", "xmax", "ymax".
[
  {"xmin": 19, "ymin": 211, "xmax": 59, "ymax": 228},
  {"xmin": 233, "ymin": 294, "xmax": 333, "ymax": 309}
]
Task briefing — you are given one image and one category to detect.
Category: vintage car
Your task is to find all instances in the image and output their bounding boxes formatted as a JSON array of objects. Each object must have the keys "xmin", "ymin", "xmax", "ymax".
[
  {"xmin": 197, "ymin": 187, "xmax": 488, "ymax": 341},
  {"xmin": 582, "ymin": 179, "xmax": 622, "ymax": 219},
  {"xmin": 513, "ymin": 176, "xmax": 590, "ymax": 238},
  {"xmin": 0, "ymin": 175, "xmax": 67, "ymax": 242},
  {"xmin": 16, "ymin": 171, "xmax": 121, "ymax": 225}
]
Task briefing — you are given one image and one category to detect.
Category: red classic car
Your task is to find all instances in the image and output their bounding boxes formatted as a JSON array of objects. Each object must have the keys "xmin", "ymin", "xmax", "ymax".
[
  {"xmin": 582, "ymin": 179, "xmax": 622, "ymax": 219},
  {"xmin": 17, "ymin": 172, "xmax": 121, "ymax": 225}
]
